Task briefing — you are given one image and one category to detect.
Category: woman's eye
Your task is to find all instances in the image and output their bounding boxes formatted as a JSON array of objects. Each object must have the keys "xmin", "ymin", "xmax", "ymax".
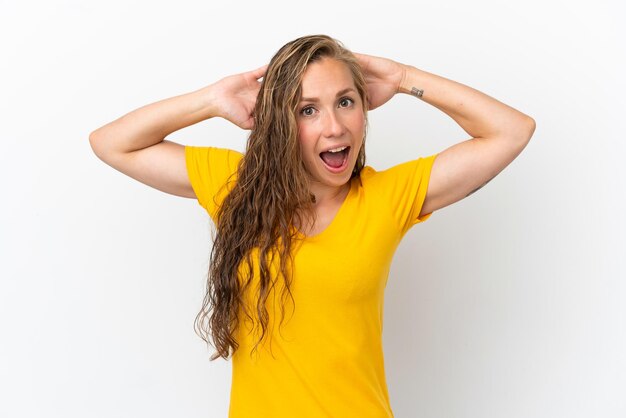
[
  {"xmin": 301, "ymin": 106, "xmax": 315, "ymax": 116},
  {"xmin": 339, "ymin": 97, "xmax": 354, "ymax": 108}
]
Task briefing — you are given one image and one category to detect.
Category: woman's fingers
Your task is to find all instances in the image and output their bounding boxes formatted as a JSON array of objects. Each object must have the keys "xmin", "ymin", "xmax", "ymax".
[
  {"xmin": 352, "ymin": 52, "xmax": 406, "ymax": 110},
  {"xmin": 353, "ymin": 52, "xmax": 370, "ymax": 67},
  {"xmin": 249, "ymin": 64, "xmax": 269, "ymax": 80}
]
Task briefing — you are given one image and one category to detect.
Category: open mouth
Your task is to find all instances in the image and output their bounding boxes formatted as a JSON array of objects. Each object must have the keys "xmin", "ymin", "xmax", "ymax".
[{"xmin": 319, "ymin": 146, "xmax": 350, "ymax": 172}]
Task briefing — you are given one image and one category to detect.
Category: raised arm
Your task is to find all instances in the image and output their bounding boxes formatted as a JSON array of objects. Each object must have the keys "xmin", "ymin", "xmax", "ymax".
[
  {"xmin": 355, "ymin": 53, "xmax": 536, "ymax": 216},
  {"xmin": 89, "ymin": 65, "xmax": 267, "ymax": 198}
]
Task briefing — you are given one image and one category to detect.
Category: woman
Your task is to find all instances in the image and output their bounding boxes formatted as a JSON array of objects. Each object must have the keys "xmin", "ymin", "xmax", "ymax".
[{"xmin": 90, "ymin": 35, "xmax": 535, "ymax": 417}]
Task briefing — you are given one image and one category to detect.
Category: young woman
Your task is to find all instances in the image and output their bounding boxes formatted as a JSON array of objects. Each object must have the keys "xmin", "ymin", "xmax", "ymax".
[{"xmin": 90, "ymin": 35, "xmax": 535, "ymax": 417}]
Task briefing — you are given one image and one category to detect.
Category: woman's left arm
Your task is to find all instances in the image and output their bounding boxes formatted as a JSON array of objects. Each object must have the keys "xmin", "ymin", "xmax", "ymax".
[{"xmin": 356, "ymin": 53, "xmax": 536, "ymax": 216}]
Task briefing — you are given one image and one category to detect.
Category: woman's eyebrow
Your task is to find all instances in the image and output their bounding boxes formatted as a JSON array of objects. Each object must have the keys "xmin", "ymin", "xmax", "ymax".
[{"xmin": 300, "ymin": 87, "xmax": 356, "ymax": 103}]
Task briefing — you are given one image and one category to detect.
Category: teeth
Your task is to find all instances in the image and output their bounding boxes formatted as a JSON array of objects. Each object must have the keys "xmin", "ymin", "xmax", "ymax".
[{"xmin": 327, "ymin": 146, "xmax": 347, "ymax": 153}]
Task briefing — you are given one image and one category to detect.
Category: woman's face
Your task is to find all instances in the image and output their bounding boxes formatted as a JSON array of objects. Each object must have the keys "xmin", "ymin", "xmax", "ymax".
[{"xmin": 296, "ymin": 57, "xmax": 365, "ymax": 192}]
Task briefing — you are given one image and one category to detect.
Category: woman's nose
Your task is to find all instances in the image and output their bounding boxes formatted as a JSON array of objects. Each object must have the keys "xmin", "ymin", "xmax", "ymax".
[{"xmin": 321, "ymin": 110, "xmax": 346, "ymax": 138}]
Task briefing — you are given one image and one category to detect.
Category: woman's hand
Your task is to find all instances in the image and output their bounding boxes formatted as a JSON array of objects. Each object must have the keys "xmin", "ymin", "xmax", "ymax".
[
  {"xmin": 207, "ymin": 64, "xmax": 268, "ymax": 130},
  {"xmin": 354, "ymin": 53, "xmax": 407, "ymax": 110}
]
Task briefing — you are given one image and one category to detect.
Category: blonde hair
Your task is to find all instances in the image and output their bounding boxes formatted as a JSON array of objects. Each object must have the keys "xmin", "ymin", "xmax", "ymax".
[{"xmin": 194, "ymin": 35, "xmax": 369, "ymax": 360}]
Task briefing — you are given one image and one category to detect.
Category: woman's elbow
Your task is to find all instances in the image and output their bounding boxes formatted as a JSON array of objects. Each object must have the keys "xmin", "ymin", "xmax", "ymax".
[
  {"xmin": 89, "ymin": 129, "xmax": 106, "ymax": 160},
  {"xmin": 515, "ymin": 115, "xmax": 536, "ymax": 146},
  {"xmin": 526, "ymin": 116, "xmax": 536, "ymax": 136},
  {"xmin": 89, "ymin": 128, "xmax": 119, "ymax": 164},
  {"xmin": 524, "ymin": 116, "xmax": 536, "ymax": 146}
]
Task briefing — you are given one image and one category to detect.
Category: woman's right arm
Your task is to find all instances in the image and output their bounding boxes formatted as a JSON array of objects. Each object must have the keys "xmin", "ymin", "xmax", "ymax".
[{"xmin": 88, "ymin": 65, "xmax": 267, "ymax": 198}]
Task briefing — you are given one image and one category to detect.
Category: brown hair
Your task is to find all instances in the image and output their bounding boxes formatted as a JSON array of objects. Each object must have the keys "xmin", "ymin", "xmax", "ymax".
[{"xmin": 194, "ymin": 35, "xmax": 369, "ymax": 360}]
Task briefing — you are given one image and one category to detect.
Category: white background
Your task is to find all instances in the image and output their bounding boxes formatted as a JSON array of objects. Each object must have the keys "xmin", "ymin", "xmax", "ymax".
[{"xmin": 1, "ymin": 1, "xmax": 625, "ymax": 417}]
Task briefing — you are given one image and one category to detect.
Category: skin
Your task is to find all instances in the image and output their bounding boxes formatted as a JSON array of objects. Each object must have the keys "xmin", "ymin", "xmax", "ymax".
[
  {"xmin": 90, "ymin": 51, "xmax": 535, "ymax": 229},
  {"xmin": 354, "ymin": 52, "xmax": 535, "ymax": 216},
  {"xmin": 89, "ymin": 65, "xmax": 267, "ymax": 199},
  {"xmin": 296, "ymin": 57, "xmax": 365, "ymax": 207}
]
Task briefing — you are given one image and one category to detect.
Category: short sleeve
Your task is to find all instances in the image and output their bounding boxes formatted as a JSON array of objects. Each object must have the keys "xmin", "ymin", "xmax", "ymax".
[
  {"xmin": 379, "ymin": 153, "xmax": 438, "ymax": 234},
  {"xmin": 185, "ymin": 146, "xmax": 243, "ymax": 221}
]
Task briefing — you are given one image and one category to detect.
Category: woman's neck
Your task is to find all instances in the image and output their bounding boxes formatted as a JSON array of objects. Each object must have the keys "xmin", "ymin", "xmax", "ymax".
[{"xmin": 309, "ymin": 181, "xmax": 350, "ymax": 207}]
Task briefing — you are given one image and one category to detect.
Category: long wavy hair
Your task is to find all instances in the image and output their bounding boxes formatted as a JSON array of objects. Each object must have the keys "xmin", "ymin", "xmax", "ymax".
[{"xmin": 194, "ymin": 35, "xmax": 369, "ymax": 361}]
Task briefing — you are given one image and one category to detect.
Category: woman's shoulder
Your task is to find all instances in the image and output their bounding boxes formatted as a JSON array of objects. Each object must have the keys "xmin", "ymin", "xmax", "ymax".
[
  {"xmin": 185, "ymin": 145, "xmax": 244, "ymax": 160},
  {"xmin": 357, "ymin": 155, "xmax": 437, "ymax": 188}
]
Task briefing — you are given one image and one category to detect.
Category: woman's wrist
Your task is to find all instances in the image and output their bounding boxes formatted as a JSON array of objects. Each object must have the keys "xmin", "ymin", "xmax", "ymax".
[
  {"xmin": 397, "ymin": 64, "xmax": 423, "ymax": 97},
  {"xmin": 194, "ymin": 84, "xmax": 222, "ymax": 121}
]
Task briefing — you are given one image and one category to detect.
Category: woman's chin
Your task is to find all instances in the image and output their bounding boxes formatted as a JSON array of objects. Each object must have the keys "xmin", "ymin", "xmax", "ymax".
[{"xmin": 317, "ymin": 167, "xmax": 353, "ymax": 189}]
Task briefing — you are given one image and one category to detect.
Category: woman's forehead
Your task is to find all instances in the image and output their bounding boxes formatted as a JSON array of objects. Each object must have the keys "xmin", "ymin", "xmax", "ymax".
[{"xmin": 299, "ymin": 58, "xmax": 356, "ymax": 99}]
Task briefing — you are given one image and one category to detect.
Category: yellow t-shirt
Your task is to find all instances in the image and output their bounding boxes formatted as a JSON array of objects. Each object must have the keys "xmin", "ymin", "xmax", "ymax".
[{"xmin": 185, "ymin": 146, "xmax": 437, "ymax": 418}]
